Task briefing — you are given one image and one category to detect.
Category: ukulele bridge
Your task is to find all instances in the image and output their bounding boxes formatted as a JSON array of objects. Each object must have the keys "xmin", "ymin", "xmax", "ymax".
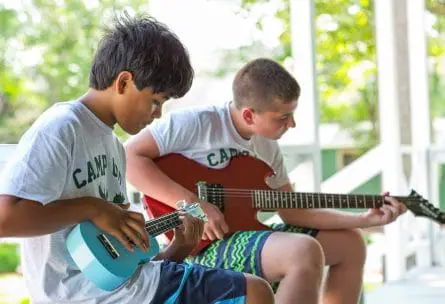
[{"xmin": 98, "ymin": 234, "xmax": 120, "ymax": 259}]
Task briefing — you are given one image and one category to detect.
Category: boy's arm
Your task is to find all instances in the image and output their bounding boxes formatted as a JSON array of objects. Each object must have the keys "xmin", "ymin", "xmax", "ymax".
[
  {"xmin": 0, "ymin": 195, "xmax": 149, "ymax": 252},
  {"xmin": 153, "ymin": 213, "xmax": 204, "ymax": 262},
  {"xmin": 125, "ymin": 129, "xmax": 197, "ymax": 206},
  {"xmin": 277, "ymin": 183, "xmax": 407, "ymax": 229},
  {"xmin": 0, "ymin": 195, "xmax": 100, "ymax": 237}
]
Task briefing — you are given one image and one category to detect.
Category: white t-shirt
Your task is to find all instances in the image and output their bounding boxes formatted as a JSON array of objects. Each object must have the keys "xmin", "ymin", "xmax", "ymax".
[
  {"xmin": 0, "ymin": 101, "xmax": 160, "ymax": 303},
  {"xmin": 149, "ymin": 102, "xmax": 290, "ymax": 189}
]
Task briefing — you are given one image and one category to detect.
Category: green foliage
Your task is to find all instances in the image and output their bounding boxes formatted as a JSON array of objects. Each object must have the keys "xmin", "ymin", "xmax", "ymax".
[
  {"xmin": 19, "ymin": 298, "xmax": 30, "ymax": 304},
  {"xmin": 225, "ymin": 0, "xmax": 445, "ymax": 150},
  {"xmin": 0, "ymin": 243, "xmax": 20, "ymax": 273},
  {"xmin": 0, "ymin": 1, "xmax": 150, "ymax": 143}
]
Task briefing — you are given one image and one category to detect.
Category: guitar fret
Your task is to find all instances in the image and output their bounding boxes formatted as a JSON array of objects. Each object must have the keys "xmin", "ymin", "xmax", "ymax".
[
  {"xmin": 269, "ymin": 191, "xmax": 272, "ymax": 209},
  {"xmin": 244, "ymin": 187, "xmax": 441, "ymax": 228},
  {"xmin": 260, "ymin": 191, "xmax": 263, "ymax": 208},
  {"xmin": 258, "ymin": 190, "xmax": 264, "ymax": 208},
  {"xmin": 294, "ymin": 193, "xmax": 297, "ymax": 208},
  {"xmin": 261, "ymin": 191, "xmax": 264, "ymax": 208},
  {"xmin": 260, "ymin": 190, "xmax": 264, "ymax": 208},
  {"xmin": 275, "ymin": 191, "xmax": 279, "ymax": 209},
  {"xmin": 252, "ymin": 189, "xmax": 410, "ymax": 212},
  {"xmin": 281, "ymin": 191, "xmax": 286, "ymax": 208},
  {"xmin": 263, "ymin": 191, "xmax": 266, "ymax": 208}
]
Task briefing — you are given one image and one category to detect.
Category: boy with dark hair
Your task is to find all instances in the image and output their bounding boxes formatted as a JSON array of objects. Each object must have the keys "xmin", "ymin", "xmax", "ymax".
[
  {"xmin": 0, "ymin": 15, "xmax": 273, "ymax": 304},
  {"xmin": 125, "ymin": 57, "xmax": 407, "ymax": 304}
]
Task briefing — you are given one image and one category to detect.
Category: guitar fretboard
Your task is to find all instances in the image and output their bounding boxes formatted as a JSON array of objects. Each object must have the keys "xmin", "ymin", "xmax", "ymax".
[
  {"xmin": 252, "ymin": 190, "xmax": 405, "ymax": 209},
  {"xmin": 145, "ymin": 212, "xmax": 181, "ymax": 237}
]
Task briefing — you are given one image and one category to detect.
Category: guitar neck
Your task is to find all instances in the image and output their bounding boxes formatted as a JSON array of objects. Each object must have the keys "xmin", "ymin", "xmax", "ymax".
[
  {"xmin": 252, "ymin": 190, "xmax": 407, "ymax": 209},
  {"xmin": 145, "ymin": 212, "xmax": 181, "ymax": 237}
]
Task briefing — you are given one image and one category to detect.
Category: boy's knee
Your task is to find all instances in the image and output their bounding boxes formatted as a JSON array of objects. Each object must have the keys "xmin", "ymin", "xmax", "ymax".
[
  {"xmin": 245, "ymin": 274, "xmax": 274, "ymax": 304},
  {"xmin": 345, "ymin": 228, "xmax": 367, "ymax": 262},
  {"xmin": 287, "ymin": 236, "xmax": 325, "ymax": 267}
]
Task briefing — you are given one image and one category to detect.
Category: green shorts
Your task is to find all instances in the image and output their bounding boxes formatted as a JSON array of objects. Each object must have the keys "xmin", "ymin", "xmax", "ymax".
[{"xmin": 186, "ymin": 224, "xmax": 318, "ymax": 289}]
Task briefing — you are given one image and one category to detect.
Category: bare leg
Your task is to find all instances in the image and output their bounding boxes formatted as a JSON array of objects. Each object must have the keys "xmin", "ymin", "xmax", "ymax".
[
  {"xmin": 261, "ymin": 232, "xmax": 325, "ymax": 304},
  {"xmin": 316, "ymin": 229, "xmax": 367, "ymax": 304},
  {"xmin": 245, "ymin": 274, "xmax": 275, "ymax": 304}
]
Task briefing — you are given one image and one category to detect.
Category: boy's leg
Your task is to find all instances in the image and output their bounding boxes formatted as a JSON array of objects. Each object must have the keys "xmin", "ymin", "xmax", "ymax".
[
  {"xmin": 190, "ymin": 229, "xmax": 325, "ymax": 304},
  {"xmin": 259, "ymin": 230, "xmax": 324, "ymax": 304},
  {"xmin": 150, "ymin": 260, "xmax": 273, "ymax": 304},
  {"xmin": 315, "ymin": 229, "xmax": 366, "ymax": 304},
  {"xmin": 275, "ymin": 210, "xmax": 367, "ymax": 304}
]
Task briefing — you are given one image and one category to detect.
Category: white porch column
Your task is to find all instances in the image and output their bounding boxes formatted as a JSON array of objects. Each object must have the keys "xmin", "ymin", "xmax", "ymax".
[
  {"xmin": 407, "ymin": 0, "xmax": 433, "ymax": 268},
  {"xmin": 288, "ymin": 0, "xmax": 321, "ymax": 192},
  {"xmin": 374, "ymin": 0, "xmax": 408, "ymax": 281}
]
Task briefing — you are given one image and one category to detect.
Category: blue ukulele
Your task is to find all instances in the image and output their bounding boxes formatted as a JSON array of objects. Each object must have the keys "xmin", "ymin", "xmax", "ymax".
[{"xmin": 66, "ymin": 201, "xmax": 206, "ymax": 291}]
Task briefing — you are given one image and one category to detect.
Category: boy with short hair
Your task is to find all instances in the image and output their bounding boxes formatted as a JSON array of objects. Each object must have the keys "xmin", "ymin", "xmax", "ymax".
[{"xmin": 126, "ymin": 57, "xmax": 407, "ymax": 304}]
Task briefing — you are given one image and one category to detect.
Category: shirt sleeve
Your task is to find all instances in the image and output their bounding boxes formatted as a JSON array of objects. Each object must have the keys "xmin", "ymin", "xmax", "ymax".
[
  {"xmin": 0, "ymin": 131, "xmax": 71, "ymax": 205},
  {"xmin": 265, "ymin": 141, "xmax": 290, "ymax": 189},
  {"xmin": 148, "ymin": 110, "xmax": 200, "ymax": 156}
]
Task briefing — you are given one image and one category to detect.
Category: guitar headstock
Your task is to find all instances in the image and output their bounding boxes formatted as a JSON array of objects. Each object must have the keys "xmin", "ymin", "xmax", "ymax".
[
  {"xmin": 404, "ymin": 189, "xmax": 445, "ymax": 224},
  {"xmin": 176, "ymin": 200, "xmax": 208, "ymax": 223}
]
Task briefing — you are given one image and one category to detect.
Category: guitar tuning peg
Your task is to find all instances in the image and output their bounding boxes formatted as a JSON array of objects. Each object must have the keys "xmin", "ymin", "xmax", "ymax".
[{"xmin": 176, "ymin": 200, "xmax": 188, "ymax": 209}]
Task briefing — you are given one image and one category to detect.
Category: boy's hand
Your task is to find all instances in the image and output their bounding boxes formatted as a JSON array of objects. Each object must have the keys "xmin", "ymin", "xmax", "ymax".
[
  {"xmin": 171, "ymin": 213, "xmax": 204, "ymax": 252},
  {"xmin": 362, "ymin": 192, "xmax": 407, "ymax": 227},
  {"xmin": 91, "ymin": 200, "xmax": 149, "ymax": 252},
  {"xmin": 199, "ymin": 201, "xmax": 229, "ymax": 241}
]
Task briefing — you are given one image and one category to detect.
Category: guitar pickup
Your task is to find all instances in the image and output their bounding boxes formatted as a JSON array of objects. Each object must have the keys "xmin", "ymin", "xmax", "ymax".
[{"xmin": 98, "ymin": 234, "xmax": 120, "ymax": 259}]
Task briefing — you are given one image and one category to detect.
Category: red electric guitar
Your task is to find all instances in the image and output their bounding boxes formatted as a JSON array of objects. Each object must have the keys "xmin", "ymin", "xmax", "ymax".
[{"xmin": 143, "ymin": 154, "xmax": 445, "ymax": 254}]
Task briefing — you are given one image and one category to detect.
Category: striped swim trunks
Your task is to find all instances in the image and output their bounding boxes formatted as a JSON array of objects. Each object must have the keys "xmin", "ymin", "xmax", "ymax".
[{"xmin": 186, "ymin": 223, "xmax": 318, "ymax": 290}]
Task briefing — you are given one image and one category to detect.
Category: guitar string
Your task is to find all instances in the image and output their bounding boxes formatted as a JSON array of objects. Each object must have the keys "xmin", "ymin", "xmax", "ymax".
[{"xmin": 198, "ymin": 188, "xmax": 413, "ymax": 201}]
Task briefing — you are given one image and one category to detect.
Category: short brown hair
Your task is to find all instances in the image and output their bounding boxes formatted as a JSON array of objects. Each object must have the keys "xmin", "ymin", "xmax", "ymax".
[{"xmin": 232, "ymin": 58, "xmax": 300, "ymax": 112}]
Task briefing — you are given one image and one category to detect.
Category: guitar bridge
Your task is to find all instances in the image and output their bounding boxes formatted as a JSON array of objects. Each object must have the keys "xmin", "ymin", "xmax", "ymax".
[
  {"xmin": 98, "ymin": 234, "xmax": 120, "ymax": 259},
  {"xmin": 196, "ymin": 181, "xmax": 225, "ymax": 211}
]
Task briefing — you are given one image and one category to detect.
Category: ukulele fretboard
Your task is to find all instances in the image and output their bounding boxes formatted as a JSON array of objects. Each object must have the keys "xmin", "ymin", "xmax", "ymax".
[{"xmin": 145, "ymin": 212, "xmax": 181, "ymax": 236}]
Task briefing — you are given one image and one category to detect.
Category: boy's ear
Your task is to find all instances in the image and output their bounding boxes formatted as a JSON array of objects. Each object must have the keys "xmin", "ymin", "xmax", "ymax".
[
  {"xmin": 115, "ymin": 71, "xmax": 133, "ymax": 94},
  {"xmin": 242, "ymin": 108, "xmax": 255, "ymax": 125}
]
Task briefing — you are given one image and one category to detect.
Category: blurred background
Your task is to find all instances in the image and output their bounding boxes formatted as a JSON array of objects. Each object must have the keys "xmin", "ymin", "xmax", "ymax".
[{"xmin": 2, "ymin": 0, "xmax": 445, "ymax": 303}]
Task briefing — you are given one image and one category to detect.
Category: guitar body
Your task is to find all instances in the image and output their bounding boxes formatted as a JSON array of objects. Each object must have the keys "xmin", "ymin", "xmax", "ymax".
[
  {"xmin": 144, "ymin": 154, "xmax": 275, "ymax": 253},
  {"xmin": 143, "ymin": 154, "xmax": 445, "ymax": 254},
  {"xmin": 66, "ymin": 221, "xmax": 160, "ymax": 291}
]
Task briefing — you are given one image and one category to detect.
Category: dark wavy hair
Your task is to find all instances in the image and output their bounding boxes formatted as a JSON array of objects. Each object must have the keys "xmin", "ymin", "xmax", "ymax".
[{"xmin": 89, "ymin": 12, "xmax": 194, "ymax": 98}]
